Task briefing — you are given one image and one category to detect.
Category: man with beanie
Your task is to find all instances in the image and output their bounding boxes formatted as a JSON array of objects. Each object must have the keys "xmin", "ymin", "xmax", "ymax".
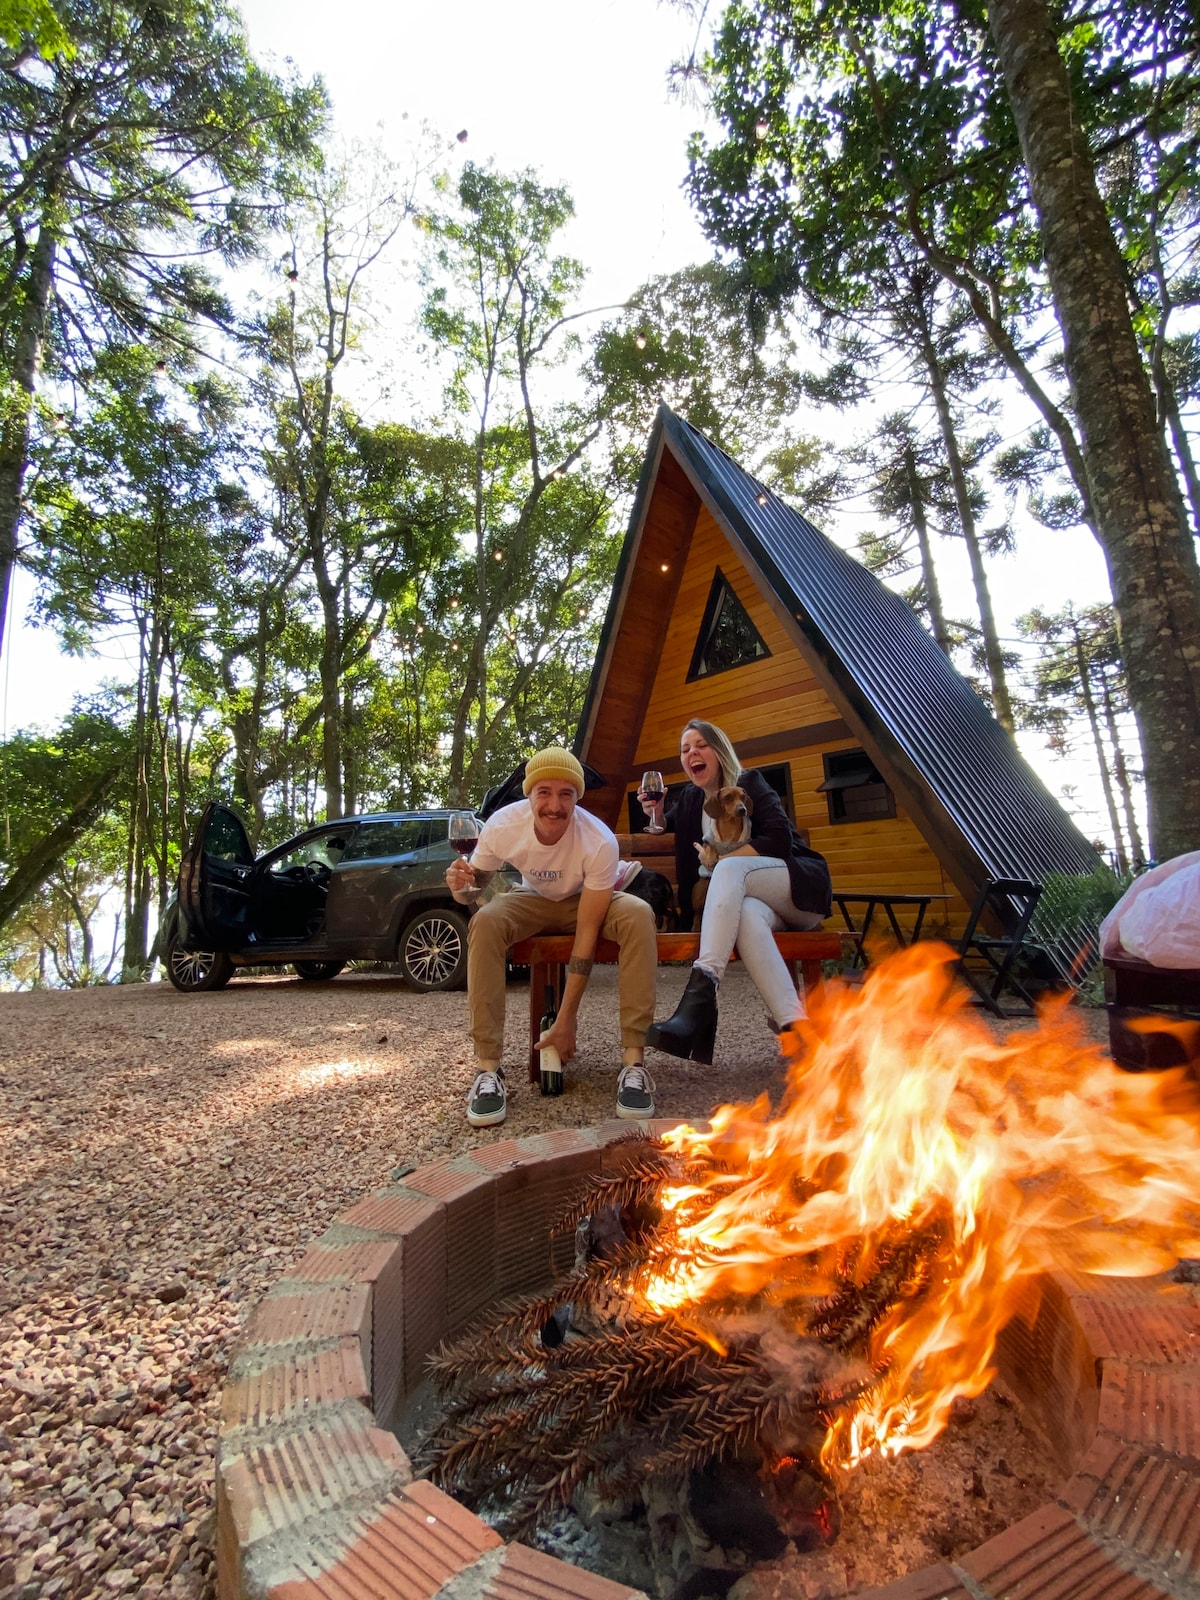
[{"xmin": 446, "ymin": 747, "xmax": 657, "ymax": 1127}]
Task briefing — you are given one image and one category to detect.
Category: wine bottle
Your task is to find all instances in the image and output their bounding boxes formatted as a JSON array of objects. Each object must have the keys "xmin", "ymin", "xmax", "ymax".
[{"xmin": 539, "ymin": 983, "xmax": 563, "ymax": 1096}]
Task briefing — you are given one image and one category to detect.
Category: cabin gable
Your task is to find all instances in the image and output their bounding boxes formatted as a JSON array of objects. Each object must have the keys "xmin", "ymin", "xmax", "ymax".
[{"xmin": 577, "ymin": 407, "xmax": 1099, "ymax": 934}]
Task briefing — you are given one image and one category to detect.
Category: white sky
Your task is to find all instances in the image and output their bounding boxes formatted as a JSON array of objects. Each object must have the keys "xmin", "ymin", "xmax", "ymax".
[{"xmin": 0, "ymin": 0, "xmax": 1131, "ymax": 846}]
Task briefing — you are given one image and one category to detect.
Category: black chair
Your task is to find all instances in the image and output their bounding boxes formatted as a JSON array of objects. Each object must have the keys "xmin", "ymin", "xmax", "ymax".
[{"xmin": 956, "ymin": 877, "xmax": 1045, "ymax": 1017}]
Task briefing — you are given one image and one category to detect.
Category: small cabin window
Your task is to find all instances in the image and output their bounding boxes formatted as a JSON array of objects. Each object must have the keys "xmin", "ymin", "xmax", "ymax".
[
  {"xmin": 686, "ymin": 569, "xmax": 770, "ymax": 681},
  {"xmin": 818, "ymin": 749, "xmax": 895, "ymax": 825}
]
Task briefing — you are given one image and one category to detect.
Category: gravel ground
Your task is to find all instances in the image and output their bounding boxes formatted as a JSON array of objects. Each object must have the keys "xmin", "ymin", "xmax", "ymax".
[{"xmin": 0, "ymin": 966, "xmax": 1113, "ymax": 1600}]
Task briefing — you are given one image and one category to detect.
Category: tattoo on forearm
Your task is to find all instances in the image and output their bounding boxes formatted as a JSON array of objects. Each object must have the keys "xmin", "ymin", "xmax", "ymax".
[{"xmin": 567, "ymin": 956, "xmax": 594, "ymax": 977}]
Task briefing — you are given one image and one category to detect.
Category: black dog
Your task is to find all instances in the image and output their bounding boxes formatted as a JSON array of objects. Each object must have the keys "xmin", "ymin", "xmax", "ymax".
[{"xmin": 620, "ymin": 864, "xmax": 677, "ymax": 931}]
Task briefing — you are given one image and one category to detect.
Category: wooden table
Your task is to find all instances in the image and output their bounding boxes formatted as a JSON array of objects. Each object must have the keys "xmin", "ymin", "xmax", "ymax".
[{"xmin": 833, "ymin": 892, "xmax": 953, "ymax": 966}]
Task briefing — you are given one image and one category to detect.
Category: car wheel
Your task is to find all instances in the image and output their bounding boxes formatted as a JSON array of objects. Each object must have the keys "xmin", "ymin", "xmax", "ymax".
[
  {"xmin": 399, "ymin": 907, "xmax": 469, "ymax": 992},
  {"xmin": 165, "ymin": 930, "xmax": 235, "ymax": 993},
  {"xmin": 293, "ymin": 960, "xmax": 347, "ymax": 981}
]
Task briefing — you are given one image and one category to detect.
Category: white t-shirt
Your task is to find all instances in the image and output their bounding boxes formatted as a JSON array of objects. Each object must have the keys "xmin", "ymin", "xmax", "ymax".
[{"xmin": 471, "ymin": 801, "xmax": 619, "ymax": 901}]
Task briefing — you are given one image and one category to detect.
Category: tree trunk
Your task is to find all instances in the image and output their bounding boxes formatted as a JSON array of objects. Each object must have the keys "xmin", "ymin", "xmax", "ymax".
[
  {"xmin": 1098, "ymin": 665, "xmax": 1147, "ymax": 869},
  {"xmin": 0, "ymin": 210, "xmax": 56, "ymax": 658},
  {"xmin": 1069, "ymin": 623, "xmax": 1126, "ymax": 872},
  {"xmin": 920, "ymin": 330, "xmax": 1015, "ymax": 732},
  {"xmin": 904, "ymin": 445, "xmax": 952, "ymax": 653},
  {"xmin": 986, "ymin": 0, "xmax": 1200, "ymax": 859}
]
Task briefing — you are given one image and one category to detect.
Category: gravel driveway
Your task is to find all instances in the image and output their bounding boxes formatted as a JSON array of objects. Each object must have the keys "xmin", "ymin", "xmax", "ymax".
[{"xmin": 0, "ymin": 967, "xmax": 1112, "ymax": 1600}]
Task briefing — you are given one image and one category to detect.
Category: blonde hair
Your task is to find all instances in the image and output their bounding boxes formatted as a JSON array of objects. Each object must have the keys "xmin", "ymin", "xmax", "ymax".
[{"xmin": 682, "ymin": 719, "xmax": 742, "ymax": 788}]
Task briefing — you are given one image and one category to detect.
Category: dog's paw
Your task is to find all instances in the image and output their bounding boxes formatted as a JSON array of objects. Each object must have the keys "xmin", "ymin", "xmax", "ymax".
[{"xmin": 697, "ymin": 843, "xmax": 719, "ymax": 870}]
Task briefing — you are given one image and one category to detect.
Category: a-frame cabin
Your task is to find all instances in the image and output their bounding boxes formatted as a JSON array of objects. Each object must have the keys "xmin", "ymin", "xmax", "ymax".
[{"xmin": 576, "ymin": 407, "xmax": 1099, "ymax": 939}]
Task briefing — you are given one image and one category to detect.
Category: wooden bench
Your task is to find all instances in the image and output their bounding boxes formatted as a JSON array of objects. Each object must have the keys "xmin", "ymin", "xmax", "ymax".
[
  {"xmin": 509, "ymin": 928, "xmax": 852, "ymax": 1082},
  {"xmin": 1103, "ymin": 953, "xmax": 1200, "ymax": 1071}
]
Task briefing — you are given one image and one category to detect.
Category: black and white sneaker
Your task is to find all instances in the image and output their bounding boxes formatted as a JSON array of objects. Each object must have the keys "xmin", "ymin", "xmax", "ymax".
[
  {"xmin": 615, "ymin": 1063, "xmax": 655, "ymax": 1120},
  {"xmin": 467, "ymin": 1068, "xmax": 507, "ymax": 1127}
]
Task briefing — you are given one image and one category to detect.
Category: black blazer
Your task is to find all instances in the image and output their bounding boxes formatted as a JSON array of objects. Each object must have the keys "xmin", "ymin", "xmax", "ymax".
[{"xmin": 666, "ymin": 769, "xmax": 832, "ymax": 932}]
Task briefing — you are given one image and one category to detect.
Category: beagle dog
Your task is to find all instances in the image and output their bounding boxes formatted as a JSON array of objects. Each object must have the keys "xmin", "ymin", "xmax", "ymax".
[{"xmin": 696, "ymin": 785, "xmax": 753, "ymax": 871}]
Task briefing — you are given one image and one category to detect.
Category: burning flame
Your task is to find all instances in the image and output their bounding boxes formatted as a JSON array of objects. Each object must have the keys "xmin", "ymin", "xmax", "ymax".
[{"xmin": 639, "ymin": 943, "xmax": 1200, "ymax": 1473}]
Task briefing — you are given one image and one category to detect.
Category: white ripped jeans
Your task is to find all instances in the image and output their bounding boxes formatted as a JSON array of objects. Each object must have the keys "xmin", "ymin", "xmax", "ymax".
[{"xmin": 696, "ymin": 855, "xmax": 823, "ymax": 1026}]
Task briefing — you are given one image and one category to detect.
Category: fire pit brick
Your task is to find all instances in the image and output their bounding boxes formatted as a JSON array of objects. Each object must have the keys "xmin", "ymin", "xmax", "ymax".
[
  {"xmin": 1065, "ymin": 1434, "xmax": 1200, "ymax": 1582},
  {"xmin": 251, "ymin": 1479, "xmax": 507, "ymax": 1600},
  {"xmin": 1055, "ymin": 1269, "xmax": 1200, "ymax": 1364},
  {"xmin": 221, "ymin": 1337, "xmax": 370, "ymax": 1432},
  {"xmin": 487, "ymin": 1540, "xmax": 644, "ymax": 1599},
  {"xmin": 216, "ymin": 1128, "xmax": 1200, "ymax": 1600},
  {"xmin": 861, "ymin": 1566, "xmax": 975, "ymax": 1600},
  {"xmin": 1098, "ymin": 1361, "xmax": 1200, "ymax": 1458},
  {"xmin": 959, "ymin": 1501, "xmax": 1172, "ymax": 1599}
]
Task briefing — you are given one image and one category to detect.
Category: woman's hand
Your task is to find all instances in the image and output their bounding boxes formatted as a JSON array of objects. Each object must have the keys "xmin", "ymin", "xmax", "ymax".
[{"xmin": 637, "ymin": 786, "xmax": 666, "ymax": 828}]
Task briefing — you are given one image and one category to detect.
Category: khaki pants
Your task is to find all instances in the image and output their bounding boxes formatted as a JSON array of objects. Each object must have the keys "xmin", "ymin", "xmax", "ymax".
[{"xmin": 466, "ymin": 889, "xmax": 658, "ymax": 1060}]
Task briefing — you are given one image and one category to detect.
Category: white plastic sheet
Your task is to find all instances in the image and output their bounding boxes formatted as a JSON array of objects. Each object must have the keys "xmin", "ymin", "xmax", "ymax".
[{"xmin": 1099, "ymin": 851, "xmax": 1200, "ymax": 968}]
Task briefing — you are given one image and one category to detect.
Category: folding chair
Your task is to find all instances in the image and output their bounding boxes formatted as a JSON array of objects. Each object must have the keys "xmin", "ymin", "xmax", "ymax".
[{"xmin": 956, "ymin": 877, "xmax": 1044, "ymax": 1017}]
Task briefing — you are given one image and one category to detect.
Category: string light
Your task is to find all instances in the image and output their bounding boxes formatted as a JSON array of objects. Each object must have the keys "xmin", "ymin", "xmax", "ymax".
[
  {"xmin": 286, "ymin": 267, "xmax": 298, "ymax": 281},
  {"xmin": 493, "ymin": 548, "xmax": 504, "ymax": 561},
  {"xmin": 754, "ymin": 120, "xmax": 769, "ymax": 139},
  {"xmin": 660, "ymin": 563, "xmax": 670, "ymax": 573},
  {"xmin": 635, "ymin": 333, "xmax": 647, "ymax": 349},
  {"xmin": 757, "ymin": 492, "xmax": 768, "ymax": 505}
]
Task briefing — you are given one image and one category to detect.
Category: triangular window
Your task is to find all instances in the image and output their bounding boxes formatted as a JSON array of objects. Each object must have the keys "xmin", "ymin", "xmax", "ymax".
[{"xmin": 686, "ymin": 569, "xmax": 771, "ymax": 681}]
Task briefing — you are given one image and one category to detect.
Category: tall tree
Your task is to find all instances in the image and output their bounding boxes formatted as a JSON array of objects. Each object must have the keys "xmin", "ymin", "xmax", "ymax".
[
  {"xmin": 255, "ymin": 150, "xmax": 461, "ymax": 819},
  {"xmin": 421, "ymin": 162, "xmax": 621, "ymax": 805},
  {"xmin": 682, "ymin": 0, "xmax": 1200, "ymax": 856},
  {"xmin": 1019, "ymin": 603, "xmax": 1146, "ymax": 870},
  {"xmin": 983, "ymin": 0, "xmax": 1200, "ymax": 859},
  {"xmin": 26, "ymin": 347, "xmax": 243, "ymax": 970},
  {"xmin": 853, "ymin": 413, "xmax": 954, "ymax": 654},
  {"xmin": 0, "ymin": 0, "xmax": 325, "ymax": 657}
]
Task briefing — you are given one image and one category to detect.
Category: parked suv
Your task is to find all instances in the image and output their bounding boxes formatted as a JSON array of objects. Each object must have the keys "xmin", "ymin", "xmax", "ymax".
[{"xmin": 163, "ymin": 802, "xmax": 479, "ymax": 993}]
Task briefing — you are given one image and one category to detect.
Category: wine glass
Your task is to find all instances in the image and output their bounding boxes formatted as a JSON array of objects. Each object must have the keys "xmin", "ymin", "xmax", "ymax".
[
  {"xmin": 448, "ymin": 813, "xmax": 481, "ymax": 858},
  {"xmin": 641, "ymin": 771, "xmax": 665, "ymax": 833}
]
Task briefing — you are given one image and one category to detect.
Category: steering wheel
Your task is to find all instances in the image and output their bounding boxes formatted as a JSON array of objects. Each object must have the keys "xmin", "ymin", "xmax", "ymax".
[{"xmin": 303, "ymin": 859, "xmax": 332, "ymax": 887}]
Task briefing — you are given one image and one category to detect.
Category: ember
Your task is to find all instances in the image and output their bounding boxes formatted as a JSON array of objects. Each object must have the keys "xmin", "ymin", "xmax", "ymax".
[{"xmin": 424, "ymin": 942, "xmax": 1200, "ymax": 1566}]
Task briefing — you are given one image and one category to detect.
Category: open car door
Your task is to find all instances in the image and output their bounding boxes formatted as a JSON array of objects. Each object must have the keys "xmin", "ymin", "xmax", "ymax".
[{"xmin": 178, "ymin": 802, "xmax": 255, "ymax": 947}]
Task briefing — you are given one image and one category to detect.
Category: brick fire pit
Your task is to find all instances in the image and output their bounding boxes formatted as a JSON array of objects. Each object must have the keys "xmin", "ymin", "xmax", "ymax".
[{"xmin": 216, "ymin": 1123, "xmax": 1200, "ymax": 1600}]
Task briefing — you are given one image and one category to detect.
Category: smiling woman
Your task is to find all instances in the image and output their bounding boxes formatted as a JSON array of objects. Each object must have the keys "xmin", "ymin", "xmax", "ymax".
[{"xmin": 643, "ymin": 718, "xmax": 833, "ymax": 1061}]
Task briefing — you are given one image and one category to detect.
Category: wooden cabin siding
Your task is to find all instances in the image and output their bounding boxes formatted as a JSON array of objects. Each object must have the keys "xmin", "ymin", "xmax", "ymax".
[
  {"xmin": 608, "ymin": 509, "xmax": 970, "ymax": 937},
  {"xmin": 634, "ymin": 509, "xmax": 840, "ymax": 766}
]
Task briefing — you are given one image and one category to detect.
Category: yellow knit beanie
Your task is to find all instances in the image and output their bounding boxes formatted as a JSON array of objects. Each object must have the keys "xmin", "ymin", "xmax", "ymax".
[{"xmin": 522, "ymin": 747, "xmax": 586, "ymax": 797}]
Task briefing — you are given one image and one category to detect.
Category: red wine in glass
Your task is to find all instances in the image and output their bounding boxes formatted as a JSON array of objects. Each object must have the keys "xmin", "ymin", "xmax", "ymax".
[{"xmin": 449, "ymin": 814, "xmax": 480, "ymax": 857}]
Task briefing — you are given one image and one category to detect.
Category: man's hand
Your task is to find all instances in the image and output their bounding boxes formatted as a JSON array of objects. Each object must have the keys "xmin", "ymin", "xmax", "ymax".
[
  {"xmin": 535, "ymin": 1015, "xmax": 578, "ymax": 1063},
  {"xmin": 445, "ymin": 859, "xmax": 480, "ymax": 895}
]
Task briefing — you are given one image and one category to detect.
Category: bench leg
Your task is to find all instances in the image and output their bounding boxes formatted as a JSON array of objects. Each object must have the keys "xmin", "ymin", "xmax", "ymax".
[{"xmin": 800, "ymin": 958, "xmax": 823, "ymax": 1007}]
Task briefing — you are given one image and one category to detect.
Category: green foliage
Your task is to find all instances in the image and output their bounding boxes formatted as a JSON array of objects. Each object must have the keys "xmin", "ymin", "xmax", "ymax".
[
  {"xmin": 1034, "ymin": 865, "xmax": 1132, "ymax": 943},
  {"xmin": 417, "ymin": 161, "xmax": 623, "ymax": 803},
  {"xmin": 0, "ymin": 0, "xmax": 69, "ymax": 55},
  {"xmin": 0, "ymin": 704, "xmax": 129, "ymax": 857}
]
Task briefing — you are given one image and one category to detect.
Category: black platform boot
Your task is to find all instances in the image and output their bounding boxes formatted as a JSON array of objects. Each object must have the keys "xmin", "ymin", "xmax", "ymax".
[{"xmin": 645, "ymin": 967, "xmax": 718, "ymax": 1064}]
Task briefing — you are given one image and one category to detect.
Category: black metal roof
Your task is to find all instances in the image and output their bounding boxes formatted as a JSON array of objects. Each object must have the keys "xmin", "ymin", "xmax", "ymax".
[{"xmin": 609, "ymin": 407, "xmax": 1100, "ymax": 887}]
